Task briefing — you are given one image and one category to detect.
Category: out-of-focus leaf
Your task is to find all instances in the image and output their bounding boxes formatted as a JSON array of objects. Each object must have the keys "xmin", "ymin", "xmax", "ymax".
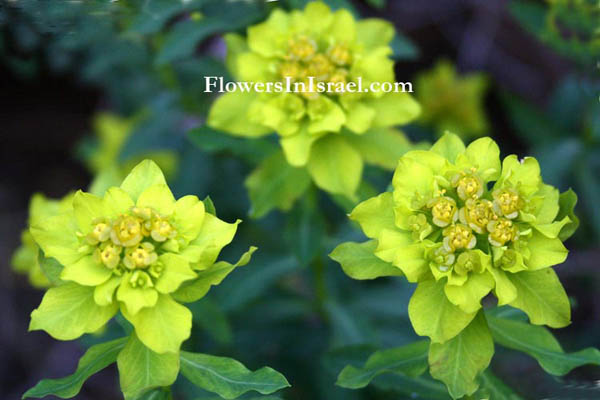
[
  {"xmin": 336, "ymin": 341, "xmax": 429, "ymax": 389},
  {"xmin": 372, "ymin": 374, "xmax": 451, "ymax": 400},
  {"xmin": 501, "ymin": 92, "xmax": 562, "ymax": 146},
  {"xmin": 189, "ymin": 297, "xmax": 233, "ymax": 346},
  {"xmin": 366, "ymin": 0, "xmax": 386, "ymax": 9},
  {"xmin": 23, "ymin": 338, "xmax": 127, "ymax": 399},
  {"xmin": 508, "ymin": 0, "xmax": 546, "ymax": 35},
  {"xmin": 475, "ymin": 370, "xmax": 524, "ymax": 400},
  {"xmin": 284, "ymin": 192, "xmax": 325, "ymax": 264},
  {"xmin": 391, "ymin": 33, "xmax": 419, "ymax": 60},
  {"xmin": 128, "ymin": 0, "xmax": 204, "ymax": 34},
  {"xmin": 156, "ymin": 19, "xmax": 228, "ymax": 65},
  {"xmin": 245, "ymin": 152, "xmax": 311, "ymax": 218},
  {"xmin": 188, "ymin": 125, "xmax": 277, "ymax": 164},
  {"xmin": 575, "ymin": 156, "xmax": 600, "ymax": 237},
  {"xmin": 179, "ymin": 352, "xmax": 290, "ymax": 399},
  {"xmin": 534, "ymin": 138, "xmax": 582, "ymax": 188},
  {"xmin": 216, "ymin": 255, "xmax": 299, "ymax": 312},
  {"xmin": 487, "ymin": 314, "xmax": 600, "ymax": 375}
]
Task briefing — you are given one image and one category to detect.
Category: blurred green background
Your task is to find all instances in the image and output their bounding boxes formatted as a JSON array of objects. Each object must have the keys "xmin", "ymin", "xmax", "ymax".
[{"xmin": 0, "ymin": 0, "xmax": 598, "ymax": 399}]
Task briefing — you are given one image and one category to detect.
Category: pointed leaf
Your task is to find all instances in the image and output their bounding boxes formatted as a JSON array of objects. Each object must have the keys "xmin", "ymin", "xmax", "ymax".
[
  {"xmin": 23, "ymin": 337, "xmax": 127, "ymax": 399},
  {"xmin": 336, "ymin": 341, "xmax": 428, "ymax": 389},
  {"xmin": 428, "ymin": 312, "xmax": 494, "ymax": 399},
  {"xmin": 330, "ymin": 240, "xmax": 403, "ymax": 280},
  {"xmin": 179, "ymin": 352, "xmax": 290, "ymax": 399},
  {"xmin": 486, "ymin": 314, "xmax": 600, "ymax": 375}
]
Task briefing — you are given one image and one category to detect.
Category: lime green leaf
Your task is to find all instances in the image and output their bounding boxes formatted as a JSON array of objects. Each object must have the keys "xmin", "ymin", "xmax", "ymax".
[
  {"xmin": 30, "ymin": 283, "xmax": 118, "ymax": 340},
  {"xmin": 349, "ymin": 192, "xmax": 396, "ymax": 239},
  {"xmin": 172, "ymin": 247, "xmax": 257, "ymax": 303},
  {"xmin": 525, "ymin": 231, "xmax": 568, "ymax": 270},
  {"xmin": 117, "ymin": 333, "xmax": 179, "ymax": 399},
  {"xmin": 137, "ymin": 184, "xmax": 176, "ymax": 216},
  {"xmin": 408, "ymin": 279, "xmax": 477, "ymax": 343},
  {"xmin": 207, "ymin": 92, "xmax": 272, "ymax": 137},
  {"xmin": 179, "ymin": 352, "xmax": 290, "ymax": 399},
  {"xmin": 30, "ymin": 213, "xmax": 81, "ymax": 267},
  {"xmin": 307, "ymin": 135, "xmax": 362, "ymax": 199},
  {"xmin": 507, "ymin": 269, "xmax": 571, "ymax": 328},
  {"xmin": 430, "ymin": 132, "xmax": 465, "ymax": 162},
  {"xmin": 428, "ymin": 312, "xmax": 494, "ymax": 399},
  {"xmin": 22, "ymin": 337, "xmax": 127, "ymax": 399},
  {"xmin": 60, "ymin": 255, "xmax": 113, "ymax": 287},
  {"xmin": 444, "ymin": 271, "xmax": 494, "ymax": 314},
  {"xmin": 155, "ymin": 253, "xmax": 197, "ymax": 294},
  {"xmin": 187, "ymin": 214, "xmax": 241, "ymax": 269},
  {"xmin": 121, "ymin": 294, "xmax": 192, "ymax": 354},
  {"xmin": 366, "ymin": 92, "xmax": 421, "ymax": 127},
  {"xmin": 487, "ymin": 314, "xmax": 600, "ymax": 375},
  {"xmin": 344, "ymin": 128, "xmax": 415, "ymax": 170},
  {"xmin": 556, "ymin": 189, "xmax": 579, "ymax": 241},
  {"xmin": 72, "ymin": 191, "xmax": 104, "ymax": 232},
  {"xmin": 120, "ymin": 160, "xmax": 167, "ymax": 202},
  {"xmin": 336, "ymin": 341, "xmax": 428, "ymax": 389},
  {"xmin": 245, "ymin": 152, "xmax": 311, "ymax": 218},
  {"xmin": 330, "ymin": 240, "xmax": 403, "ymax": 280},
  {"xmin": 355, "ymin": 19, "xmax": 395, "ymax": 50}
]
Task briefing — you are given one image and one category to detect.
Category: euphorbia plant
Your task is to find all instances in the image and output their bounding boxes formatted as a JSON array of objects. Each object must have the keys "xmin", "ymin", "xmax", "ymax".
[
  {"xmin": 330, "ymin": 133, "xmax": 596, "ymax": 398},
  {"xmin": 205, "ymin": 1, "xmax": 421, "ymax": 214},
  {"xmin": 23, "ymin": 160, "xmax": 289, "ymax": 399}
]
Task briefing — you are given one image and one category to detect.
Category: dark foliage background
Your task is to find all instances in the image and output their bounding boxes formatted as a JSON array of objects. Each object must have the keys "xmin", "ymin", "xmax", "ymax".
[{"xmin": 0, "ymin": 0, "xmax": 598, "ymax": 399}]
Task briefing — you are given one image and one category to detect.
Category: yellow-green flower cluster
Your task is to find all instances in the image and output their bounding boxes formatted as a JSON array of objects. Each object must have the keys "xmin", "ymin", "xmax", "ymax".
[
  {"xmin": 415, "ymin": 60, "xmax": 489, "ymax": 138},
  {"xmin": 208, "ymin": 1, "xmax": 420, "ymax": 199},
  {"xmin": 11, "ymin": 193, "xmax": 74, "ymax": 288},
  {"xmin": 332, "ymin": 133, "xmax": 578, "ymax": 344},
  {"xmin": 28, "ymin": 160, "xmax": 253, "ymax": 355}
]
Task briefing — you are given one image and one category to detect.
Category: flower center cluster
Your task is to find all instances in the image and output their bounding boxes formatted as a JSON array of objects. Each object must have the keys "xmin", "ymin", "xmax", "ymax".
[
  {"xmin": 86, "ymin": 207, "xmax": 177, "ymax": 288},
  {"xmin": 417, "ymin": 170, "xmax": 526, "ymax": 275},
  {"xmin": 280, "ymin": 36, "xmax": 352, "ymax": 99}
]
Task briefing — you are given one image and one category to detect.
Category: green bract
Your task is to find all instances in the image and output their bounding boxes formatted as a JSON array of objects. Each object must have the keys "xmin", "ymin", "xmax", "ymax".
[
  {"xmin": 12, "ymin": 192, "xmax": 74, "ymax": 288},
  {"xmin": 29, "ymin": 160, "xmax": 253, "ymax": 355},
  {"xmin": 415, "ymin": 60, "xmax": 489, "ymax": 138},
  {"xmin": 207, "ymin": 1, "xmax": 421, "ymax": 199},
  {"xmin": 332, "ymin": 133, "xmax": 578, "ymax": 343}
]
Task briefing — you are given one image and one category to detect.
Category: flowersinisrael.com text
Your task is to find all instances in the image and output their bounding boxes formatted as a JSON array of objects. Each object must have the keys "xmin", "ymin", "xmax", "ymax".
[{"xmin": 203, "ymin": 76, "xmax": 413, "ymax": 95}]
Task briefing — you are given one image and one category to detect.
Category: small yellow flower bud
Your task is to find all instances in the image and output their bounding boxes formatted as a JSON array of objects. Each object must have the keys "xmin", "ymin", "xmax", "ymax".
[
  {"xmin": 279, "ymin": 61, "xmax": 305, "ymax": 82},
  {"xmin": 428, "ymin": 196, "xmax": 459, "ymax": 227},
  {"xmin": 442, "ymin": 224, "xmax": 476, "ymax": 252},
  {"xmin": 487, "ymin": 218, "xmax": 518, "ymax": 247},
  {"xmin": 452, "ymin": 171, "xmax": 484, "ymax": 200},
  {"xmin": 287, "ymin": 36, "xmax": 317, "ymax": 62},
  {"xmin": 454, "ymin": 251, "xmax": 484, "ymax": 276},
  {"xmin": 429, "ymin": 246, "xmax": 456, "ymax": 272},
  {"xmin": 111, "ymin": 216, "xmax": 143, "ymax": 247},
  {"xmin": 492, "ymin": 188, "xmax": 523, "ymax": 219},
  {"xmin": 305, "ymin": 54, "xmax": 334, "ymax": 82},
  {"xmin": 327, "ymin": 43, "xmax": 352, "ymax": 66},
  {"xmin": 123, "ymin": 242, "xmax": 158, "ymax": 269},
  {"xmin": 95, "ymin": 243, "xmax": 122, "ymax": 269},
  {"xmin": 458, "ymin": 199, "xmax": 494, "ymax": 234},
  {"xmin": 87, "ymin": 222, "xmax": 111, "ymax": 245}
]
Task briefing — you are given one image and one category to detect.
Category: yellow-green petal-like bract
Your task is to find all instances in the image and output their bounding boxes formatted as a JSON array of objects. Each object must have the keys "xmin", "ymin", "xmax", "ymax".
[{"xmin": 29, "ymin": 160, "xmax": 254, "ymax": 355}]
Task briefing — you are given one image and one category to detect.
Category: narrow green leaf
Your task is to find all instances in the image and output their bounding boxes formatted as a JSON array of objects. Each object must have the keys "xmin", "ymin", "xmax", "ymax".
[
  {"xmin": 487, "ymin": 314, "xmax": 600, "ymax": 376},
  {"xmin": 245, "ymin": 151, "xmax": 311, "ymax": 218},
  {"xmin": 135, "ymin": 388, "xmax": 172, "ymax": 400},
  {"xmin": 336, "ymin": 341, "xmax": 429, "ymax": 389},
  {"xmin": 179, "ymin": 352, "xmax": 290, "ymax": 399},
  {"xmin": 23, "ymin": 337, "xmax": 127, "ymax": 399},
  {"xmin": 373, "ymin": 374, "xmax": 451, "ymax": 400},
  {"xmin": 156, "ymin": 19, "xmax": 227, "ymax": 65},
  {"xmin": 330, "ymin": 240, "xmax": 403, "ymax": 280},
  {"xmin": 428, "ymin": 312, "xmax": 494, "ymax": 399},
  {"xmin": 117, "ymin": 333, "xmax": 180, "ymax": 399}
]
